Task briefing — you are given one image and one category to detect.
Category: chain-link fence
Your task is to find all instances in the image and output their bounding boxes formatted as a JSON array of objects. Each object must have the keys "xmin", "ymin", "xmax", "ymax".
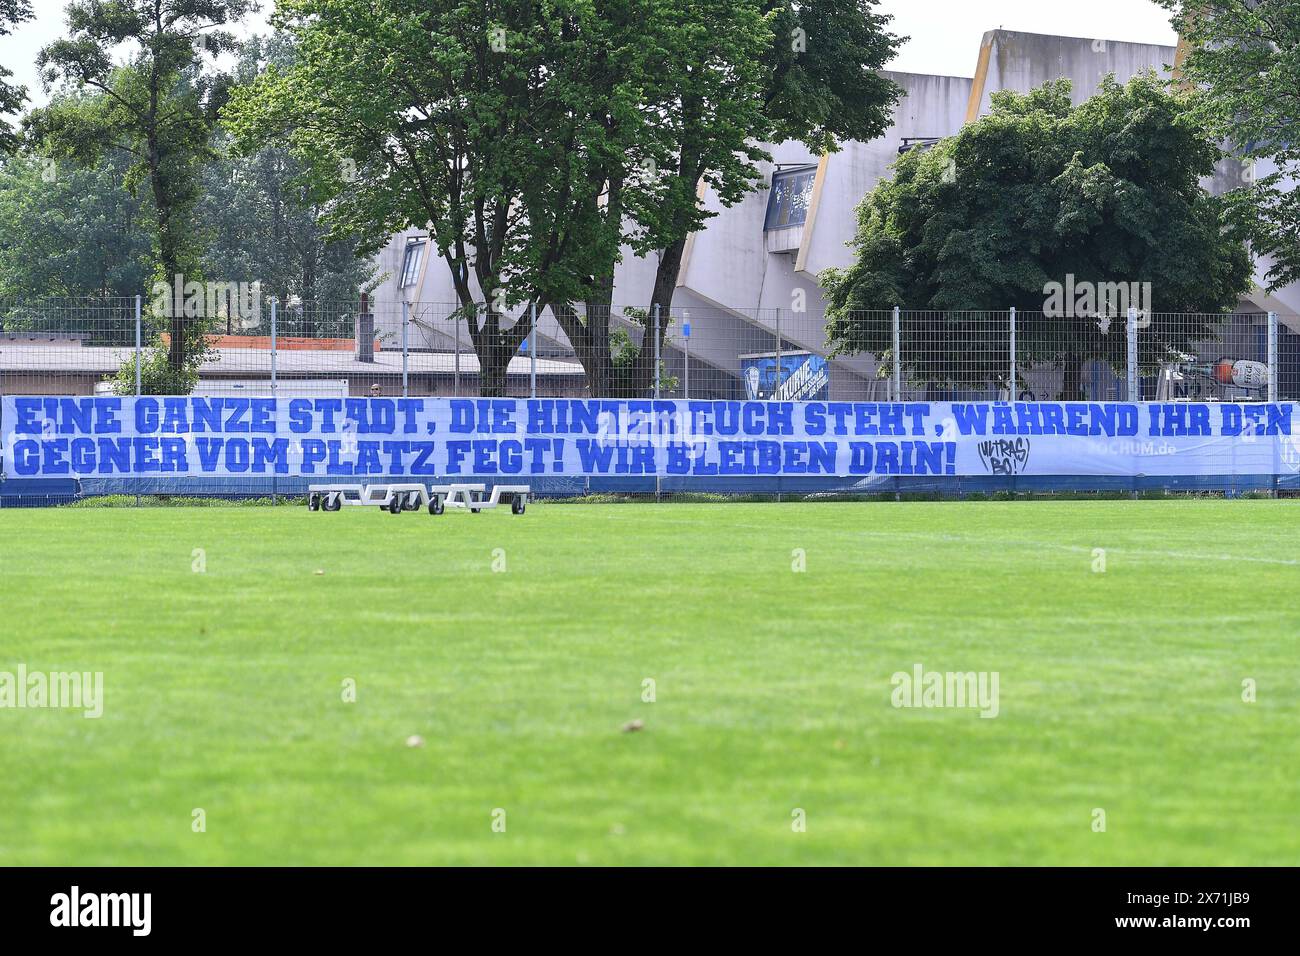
[
  {"xmin": 3, "ymin": 296, "xmax": 1294, "ymax": 403},
  {"xmin": 884, "ymin": 308, "xmax": 1290, "ymax": 404},
  {"xmin": 3, "ymin": 296, "xmax": 1298, "ymax": 503}
]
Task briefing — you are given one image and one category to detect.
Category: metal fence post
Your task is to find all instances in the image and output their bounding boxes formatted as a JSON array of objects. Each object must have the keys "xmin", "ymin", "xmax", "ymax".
[
  {"xmin": 133, "ymin": 294, "xmax": 143, "ymax": 506},
  {"xmin": 652, "ymin": 304, "xmax": 662, "ymax": 499},
  {"xmin": 652, "ymin": 304, "xmax": 661, "ymax": 399},
  {"xmin": 529, "ymin": 302, "xmax": 537, "ymax": 399},
  {"xmin": 774, "ymin": 308, "xmax": 782, "ymax": 400},
  {"xmin": 892, "ymin": 306, "xmax": 902, "ymax": 401},
  {"xmin": 454, "ymin": 312, "xmax": 461, "ymax": 396},
  {"xmin": 270, "ymin": 297, "xmax": 278, "ymax": 395},
  {"xmin": 397, "ymin": 303, "xmax": 408, "ymax": 400},
  {"xmin": 401, "ymin": 300, "xmax": 409, "ymax": 398},
  {"xmin": 269, "ymin": 297, "xmax": 279, "ymax": 505},
  {"xmin": 1008, "ymin": 307, "xmax": 1017, "ymax": 400},
  {"xmin": 1126, "ymin": 306, "xmax": 1139, "ymax": 402},
  {"xmin": 134, "ymin": 294, "xmax": 142, "ymax": 397},
  {"xmin": 1267, "ymin": 311, "xmax": 1278, "ymax": 404},
  {"xmin": 683, "ymin": 317, "xmax": 691, "ymax": 399}
]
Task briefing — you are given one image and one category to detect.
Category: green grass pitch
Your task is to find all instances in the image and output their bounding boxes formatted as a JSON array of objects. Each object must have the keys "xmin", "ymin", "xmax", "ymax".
[{"xmin": 1, "ymin": 499, "xmax": 1297, "ymax": 865}]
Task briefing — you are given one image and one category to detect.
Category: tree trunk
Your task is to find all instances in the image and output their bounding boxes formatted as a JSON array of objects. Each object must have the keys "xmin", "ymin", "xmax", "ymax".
[
  {"xmin": 552, "ymin": 301, "xmax": 612, "ymax": 397},
  {"xmin": 582, "ymin": 295, "xmax": 613, "ymax": 398},
  {"xmin": 479, "ymin": 352, "xmax": 510, "ymax": 397},
  {"xmin": 145, "ymin": 63, "xmax": 187, "ymax": 379},
  {"xmin": 162, "ymin": 242, "xmax": 185, "ymax": 373},
  {"xmin": 150, "ymin": 167, "xmax": 185, "ymax": 373},
  {"xmin": 470, "ymin": 305, "xmax": 533, "ymax": 398},
  {"xmin": 626, "ymin": 235, "xmax": 687, "ymax": 397}
]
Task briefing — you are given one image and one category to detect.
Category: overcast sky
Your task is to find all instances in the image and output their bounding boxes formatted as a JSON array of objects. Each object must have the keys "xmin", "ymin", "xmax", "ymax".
[{"xmin": 1, "ymin": 0, "xmax": 1179, "ymax": 119}]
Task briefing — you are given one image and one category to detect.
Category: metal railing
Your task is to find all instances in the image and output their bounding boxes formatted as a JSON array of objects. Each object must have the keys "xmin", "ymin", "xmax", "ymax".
[{"xmin": 1, "ymin": 297, "xmax": 1295, "ymax": 405}]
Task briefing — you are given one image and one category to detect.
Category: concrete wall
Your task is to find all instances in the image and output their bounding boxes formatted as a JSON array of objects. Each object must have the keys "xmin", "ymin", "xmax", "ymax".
[
  {"xmin": 798, "ymin": 72, "xmax": 973, "ymax": 279},
  {"xmin": 652, "ymin": 70, "xmax": 973, "ymax": 398},
  {"xmin": 968, "ymin": 30, "xmax": 1176, "ymax": 116}
]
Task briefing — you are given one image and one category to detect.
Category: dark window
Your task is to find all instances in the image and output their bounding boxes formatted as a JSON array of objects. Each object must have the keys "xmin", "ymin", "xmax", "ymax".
[{"xmin": 764, "ymin": 167, "xmax": 816, "ymax": 230}]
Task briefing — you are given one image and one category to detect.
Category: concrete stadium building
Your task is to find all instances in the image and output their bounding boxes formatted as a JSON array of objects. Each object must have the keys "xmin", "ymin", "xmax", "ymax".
[{"xmin": 371, "ymin": 29, "xmax": 1299, "ymax": 400}]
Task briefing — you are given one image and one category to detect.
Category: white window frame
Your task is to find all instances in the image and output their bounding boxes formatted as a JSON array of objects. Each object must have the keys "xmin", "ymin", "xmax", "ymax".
[{"xmin": 400, "ymin": 240, "xmax": 426, "ymax": 288}]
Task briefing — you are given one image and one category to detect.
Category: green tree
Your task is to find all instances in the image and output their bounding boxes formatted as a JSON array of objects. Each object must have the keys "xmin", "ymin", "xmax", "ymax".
[
  {"xmin": 0, "ymin": 0, "xmax": 33, "ymax": 154},
  {"xmin": 616, "ymin": 0, "xmax": 903, "ymax": 396},
  {"xmin": 229, "ymin": 0, "xmax": 562, "ymax": 396},
  {"xmin": 29, "ymin": 0, "xmax": 253, "ymax": 391},
  {"xmin": 529, "ymin": 0, "xmax": 773, "ymax": 396},
  {"xmin": 527, "ymin": 1, "xmax": 902, "ymax": 397},
  {"xmin": 1157, "ymin": 0, "xmax": 1300, "ymax": 291},
  {"xmin": 509, "ymin": 3, "xmax": 634, "ymax": 395},
  {"xmin": 822, "ymin": 76, "xmax": 1254, "ymax": 398},
  {"xmin": 762, "ymin": 0, "xmax": 903, "ymax": 152},
  {"xmin": 200, "ymin": 137, "xmax": 379, "ymax": 335},
  {"xmin": 0, "ymin": 148, "xmax": 151, "ymax": 302},
  {"xmin": 228, "ymin": 0, "xmax": 902, "ymax": 397},
  {"xmin": 202, "ymin": 35, "xmax": 376, "ymax": 334}
]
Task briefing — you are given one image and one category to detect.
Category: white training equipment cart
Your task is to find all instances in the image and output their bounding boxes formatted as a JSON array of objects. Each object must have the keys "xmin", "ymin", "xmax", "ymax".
[
  {"xmin": 433, "ymin": 483, "xmax": 530, "ymax": 515},
  {"xmin": 307, "ymin": 483, "xmax": 529, "ymax": 516}
]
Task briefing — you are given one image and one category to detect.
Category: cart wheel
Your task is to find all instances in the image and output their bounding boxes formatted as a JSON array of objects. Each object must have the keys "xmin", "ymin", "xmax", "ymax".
[
  {"xmin": 308, "ymin": 493, "xmax": 320, "ymax": 511},
  {"xmin": 403, "ymin": 492, "xmax": 421, "ymax": 512},
  {"xmin": 388, "ymin": 497, "xmax": 402, "ymax": 515},
  {"xmin": 323, "ymin": 494, "xmax": 341, "ymax": 512},
  {"xmin": 471, "ymin": 507, "xmax": 481, "ymax": 514},
  {"xmin": 511, "ymin": 496, "xmax": 526, "ymax": 515},
  {"xmin": 429, "ymin": 497, "xmax": 444, "ymax": 515}
]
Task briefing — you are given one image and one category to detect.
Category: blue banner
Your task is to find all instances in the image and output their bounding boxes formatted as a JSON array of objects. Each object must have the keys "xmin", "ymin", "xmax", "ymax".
[
  {"xmin": 741, "ymin": 352, "xmax": 830, "ymax": 402},
  {"xmin": 3, "ymin": 396, "xmax": 1297, "ymax": 478}
]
